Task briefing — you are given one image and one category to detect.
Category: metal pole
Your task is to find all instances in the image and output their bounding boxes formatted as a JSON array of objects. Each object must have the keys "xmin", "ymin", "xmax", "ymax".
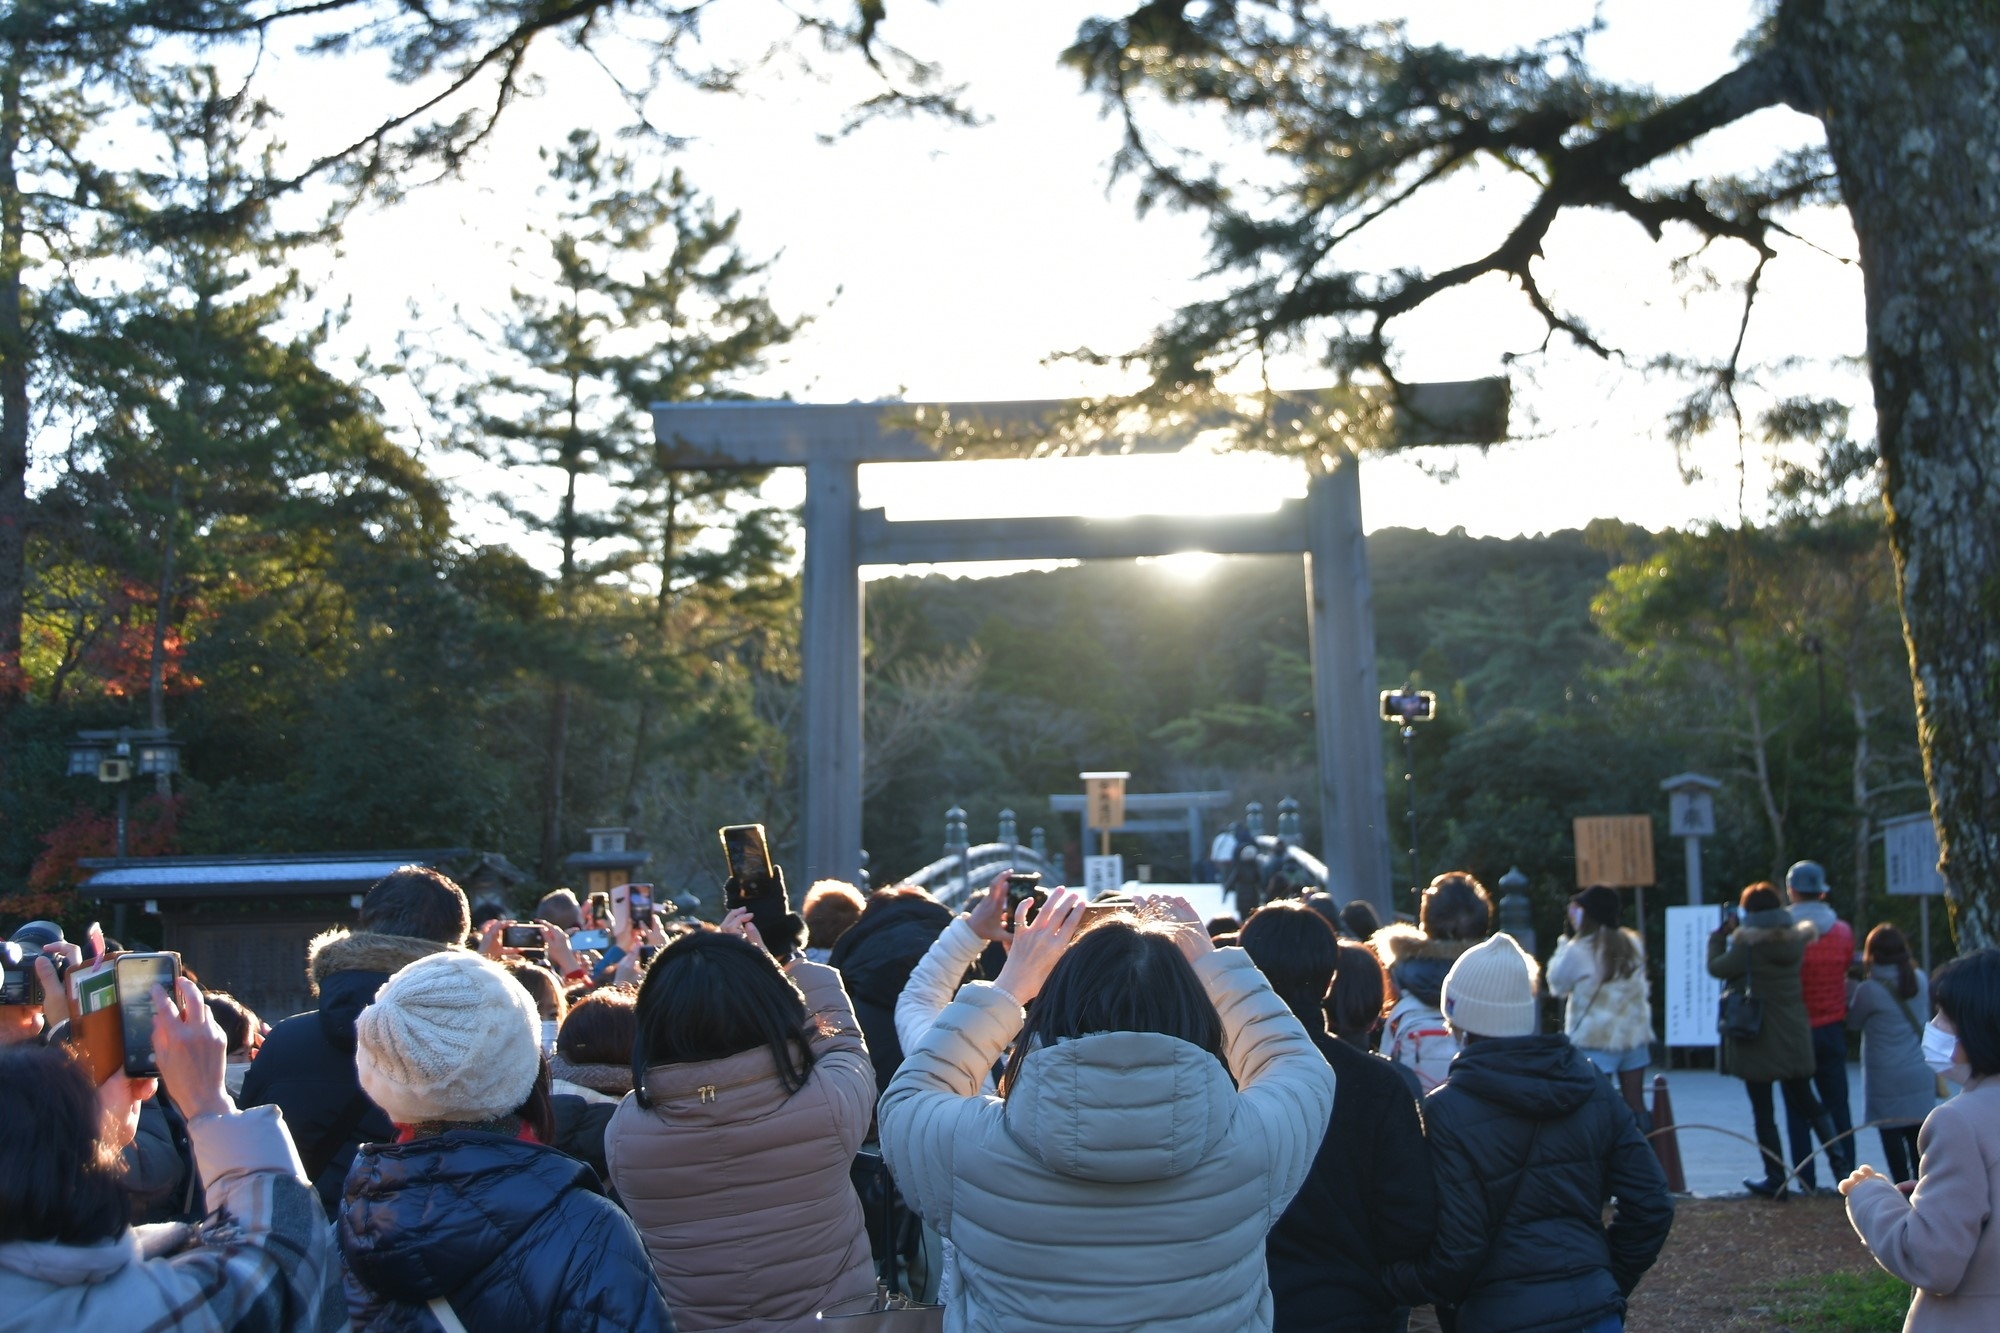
[
  {"xmin": 1922, "ymin": 895, "xmax": 1932, "ymax": 975},
  {"xmin": 1684, "ymin": 833, "xmax": 1704, "ymax": 906},
  {"xmin": 116, "ymin": 784, "xmax": 129, "ymax": 860},
  {"xmin": 1402, "ymin": 724, "xmax": 1419, "ymax": 900}
]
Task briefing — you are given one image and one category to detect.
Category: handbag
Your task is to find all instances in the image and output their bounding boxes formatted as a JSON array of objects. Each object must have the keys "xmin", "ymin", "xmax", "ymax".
[
  {"xmin": 1717, "ymin": 941, "xmax": 1764, "ymax": 1041},
  {"xmin": 820, "ymin": 1150, "xmax": 945, "ymax": 1331},
  {"xmin": 817, "ymin": 1282, "xmax": 945, "ymax": 1331}
]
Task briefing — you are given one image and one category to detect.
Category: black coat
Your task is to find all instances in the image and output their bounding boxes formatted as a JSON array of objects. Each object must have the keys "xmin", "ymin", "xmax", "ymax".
[
  {"xmin": 829, "ymin": 894, "xmax": 954, "ymax": 1095},
  {"xmin": 1388, "ymin": 1034, "xmax": 1673, "ymax": 1333},
  {"xmin": 340, "ymin": 1128, "xmax": 675, "ymax": 1332},
  {"xmin": 1268, "ymin": 1033, "xmax": 1437, "ymax": 1333},
  {"xmin": 238, "ymin": 930, "xmax": 447, "ymax": 1215}
]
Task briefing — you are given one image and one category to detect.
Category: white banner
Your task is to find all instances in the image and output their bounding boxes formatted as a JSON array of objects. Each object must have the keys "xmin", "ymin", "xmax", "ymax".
[
  {"xmin": 1665, "ymin": 904, "xmax": 1723, "ymax": 1047},
  {"xmin": 1083, "ymin": 855, "xmax": 1125, "ymax": 896}
]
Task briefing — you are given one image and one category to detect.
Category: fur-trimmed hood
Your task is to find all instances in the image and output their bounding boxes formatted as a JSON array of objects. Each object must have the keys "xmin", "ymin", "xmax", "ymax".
[
  {"xmin": 1732, "ymin": 919, "xmax": 1819, "ymax": 949},
  {"xmin": 1371, "ymin": 923, "xmax": 1483, "ymax": 1009},
  {"xmin": 306, "ymin": 928, "xmax": 454, "ymax": 995},
  {"xmin": 549, "ymin": 1054, "xmax": 633, "ymax": 1099}
]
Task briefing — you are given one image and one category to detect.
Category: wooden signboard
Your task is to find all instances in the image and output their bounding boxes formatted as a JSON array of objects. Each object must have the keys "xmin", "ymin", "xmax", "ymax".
[
  {"xmin": 1574, "ymin": 815, "xmax": 1656, "ymax": 888},
  {"xmin": 1082, "ymin": 772, "xmax": 1129, "ymax": 832}
]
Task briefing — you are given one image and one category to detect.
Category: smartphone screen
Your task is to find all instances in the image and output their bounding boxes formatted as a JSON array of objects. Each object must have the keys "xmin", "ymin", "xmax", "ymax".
[
  {"xmin": 719, "ymin": 825, "xmax": 774, "ymax": 883},
  {"xmin": 628, "ymin": 886, "xmax": 654, "ymax": 924},
  {"xmin": 501, "ymin": 923, "xmax": 542, "ymax": 950},
  {"xmin": 115, "ymin": 952, "xmax": 180, "ymax": 1077}
]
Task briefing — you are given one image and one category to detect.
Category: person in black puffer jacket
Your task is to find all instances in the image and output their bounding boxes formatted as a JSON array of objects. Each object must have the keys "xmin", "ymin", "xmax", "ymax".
[
  {"xmin": 829, "ymin": 886, "xmax": 955, "ymax": 1095},
  {"xmin": 1241, "ymin": 901, "xmax": 1436, "ymax": 1333},
  {"xmin": 1389, "ymin": 934, "xmax": 1672, "ymax": 1333},
  {"xmin": 341, "ymin": 950, "xmax": 673, "ymax": 1331},
  {"xmin": 241, "ymin": 866, "xmax": 467, "ymax": 1216}
]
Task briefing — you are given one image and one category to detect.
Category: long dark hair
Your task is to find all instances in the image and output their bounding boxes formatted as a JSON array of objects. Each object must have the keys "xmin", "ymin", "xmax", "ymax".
[
  {"xmin": 998, "ymin": 919, "xmax": 1224, "ymax": 1097},
  {"xmin": 1328, "ymin": 941, "xmax": 1390, "ymax": 1039},
  {"xmin": 1865, "ymin": 923, "xmax": 1920, "ymax": 1000},
  {"xmin": 632, "ymin": 931, "xmax": 817, "ymax": 1107},
  {"xmin": 516, "ymin": 1057, "xmax": 556, "ymax": 1145},
  {"xmin": 0, "ymin": 1046, "xmax": 129, "ymax": 1246},
  {"xmin": 1238, "ymin": 900, "xmax": 1338, "ymax": 1034}
]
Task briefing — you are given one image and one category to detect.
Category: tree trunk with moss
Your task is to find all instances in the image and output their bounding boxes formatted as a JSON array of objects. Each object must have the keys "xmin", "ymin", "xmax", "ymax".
[{"xmin": 1795, "ymin": 1, "xmax": 2000, "ymax": 947}]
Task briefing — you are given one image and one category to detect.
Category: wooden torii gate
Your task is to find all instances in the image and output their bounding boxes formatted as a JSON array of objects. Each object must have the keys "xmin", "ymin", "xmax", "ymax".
[{"xmin": 652, "ymin": 384, "xmax": 1506, "ymax": 920}]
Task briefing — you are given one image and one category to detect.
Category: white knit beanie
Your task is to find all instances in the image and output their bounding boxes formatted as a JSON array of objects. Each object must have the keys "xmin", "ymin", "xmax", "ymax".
[
  {"xmin": 356, "ymin": 951, "xmax": 541, "ymax": 1126},
  {"xmin": 1440, "ymin": 933, "xmax": 1542, "ymax": 1039}
]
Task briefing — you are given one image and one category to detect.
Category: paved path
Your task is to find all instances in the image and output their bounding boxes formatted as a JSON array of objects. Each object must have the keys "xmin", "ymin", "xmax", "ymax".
[{"xmin": 1647, "ymin": 1062, "xmax": 1940, "ymax": 1197}]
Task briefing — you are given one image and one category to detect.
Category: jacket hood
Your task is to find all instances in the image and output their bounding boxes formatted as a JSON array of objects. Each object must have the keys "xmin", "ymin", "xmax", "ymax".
[
  {"xmin": 340, "ymin": 1130, "xmax": 596, "ymax": 1302},
  {"xmin": 308, "ymin": 930, "xmax": 454, "ymax": 1052},
  {"xmin": 1788, "ymin": 898, "xmax": 1839, "ymax": 933},
  {"xmin": 1734, "ymin": 915, "xmax": 1818, "ymax": 948},
  {"xmin": 828, "ymin": 896, "xmax": 953, "ymax": 1007},
  {"xmin": 1443, "ymin": 1034, "xmax": 1601, "ymax": 1120},
  {"xmin": 1001, "ymin": 1030, "xmax": 1234, "ymax": 1183},
  {"xmin": 548, "ymin": 1053, "xmax": 633, "ymax": 1098}
]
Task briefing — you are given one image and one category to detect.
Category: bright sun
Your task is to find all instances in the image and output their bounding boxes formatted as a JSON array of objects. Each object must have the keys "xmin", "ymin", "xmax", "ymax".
[{"xmin": 1149, "ymin": 551, "xmax": 1224, "ymax": 581}]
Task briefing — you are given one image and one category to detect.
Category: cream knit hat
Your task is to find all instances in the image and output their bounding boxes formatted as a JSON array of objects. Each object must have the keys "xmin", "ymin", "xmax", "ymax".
[
  {"xmin": 1440, "ymin": 933, "xmax": 1542, "ymax": 1039},
  {"xmin": 356, "ymin": 951, "xmax": 541, "ymax": 1126}
]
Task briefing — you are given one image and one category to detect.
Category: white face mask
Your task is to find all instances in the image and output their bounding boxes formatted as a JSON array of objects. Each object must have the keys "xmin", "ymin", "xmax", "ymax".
[
  {"xmin": 541, "ymin": 1020, "xmax": 559, "ymax": 1054},
  {"xmin": 1568, "ymin": 906, "xmax": 1585, "ymax": 931},
  {"xmin": 1923, "ymin": 1017, "xmax": 1971, "ymax": 1084}
]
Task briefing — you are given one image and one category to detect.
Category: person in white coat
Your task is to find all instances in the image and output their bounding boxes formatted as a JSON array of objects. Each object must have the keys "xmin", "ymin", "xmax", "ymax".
[
  {"xmin": 1547, "ymin": 884, "xmax": 1654, "ymax": 1123},
  {"xmin": 879, "ymin": 888, "xmax": 1336, "ymax": 1332}
]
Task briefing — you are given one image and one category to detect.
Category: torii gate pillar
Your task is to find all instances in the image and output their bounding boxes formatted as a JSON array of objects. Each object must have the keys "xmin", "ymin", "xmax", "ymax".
[{"xmin": 653, "ymin": 385, "xmax": 1506, "ymax": 919}]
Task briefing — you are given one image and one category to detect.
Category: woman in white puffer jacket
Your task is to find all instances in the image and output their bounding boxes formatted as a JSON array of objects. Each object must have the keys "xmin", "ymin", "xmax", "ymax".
[
  {"xmin": 1547, "ymin": 884, "xmax": 1654, "ymax": 1122},
  {"xmin": 879, "ymin": 889, "xmax": 1335, "ymax": 1332}
]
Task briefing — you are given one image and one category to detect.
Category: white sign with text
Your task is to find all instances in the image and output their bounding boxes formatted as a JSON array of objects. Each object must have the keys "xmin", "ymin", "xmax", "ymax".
[
  {"xmin": 1083, "ymin": 855, "xmax": 1126, "ymax": 896},
  {"xmin": 1665, "ymin": 904, "xmax": 1723, "ymax": 1047}
]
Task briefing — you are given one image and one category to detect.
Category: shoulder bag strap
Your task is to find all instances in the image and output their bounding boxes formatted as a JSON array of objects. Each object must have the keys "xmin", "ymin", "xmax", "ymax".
[
  {"xmin": 1741, "ymin": 940, "xmax": 1754, "ymax": 997},
  {"xmin": 302, "ymin": 1087, "xmax": 377, "ymax": 1185},
  {"xmin": 1887, "ymin": 984, "xmax": 1925, "ymax": 1038}
]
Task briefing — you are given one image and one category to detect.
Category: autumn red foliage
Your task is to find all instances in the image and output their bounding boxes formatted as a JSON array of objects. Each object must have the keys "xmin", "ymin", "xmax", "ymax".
[{"xmin": 28, "ymin": 794, "xmax": 184, "ymax": 890}]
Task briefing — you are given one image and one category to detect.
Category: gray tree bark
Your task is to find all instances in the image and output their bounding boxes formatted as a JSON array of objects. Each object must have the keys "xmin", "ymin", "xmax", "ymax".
[{"xmin": 1794, "ymin": 1, "xmax": 2000, "ymax": 947}]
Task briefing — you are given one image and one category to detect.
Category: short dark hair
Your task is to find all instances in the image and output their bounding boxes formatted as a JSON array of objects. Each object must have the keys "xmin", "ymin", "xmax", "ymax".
[
  {"xmin": 0, "ymin": 1046, "xmax": 130, "ymax": 1245},
  {"xmin": 1421, "ymin": 872, "xmax": 1492, "ymax": 941},
  {"xmin": 503, "ymin": 958, "xmax": 565, "ymax": 1024},
  {"xmin": 1338, "ymin": 899, "xmax": 1383, "ymax": 941},
  {"xmin": 632, "ymin": 932, "xmax": 818, "ymax": 1106},
  {"xmin": 361, "ymin": 866, "xmax": 471, "ymax": 945},
  {"xmin": 1328, "ymin": 941, "xmax": 1390, "ymax": 1038},
  {"xmin": 559, "ymin": 987, "xmax": 639, "ymax": 1066},
  {"xmin": 205, "ymin": 991, "xmax": 261, "ymax": 1055},
  {"xmin": 1740, "ymin": 882, "xmax": 1783, "ymax": 914},
  {"xmin": 1239, "ymin": 900, "xmax": 1338, "ymax": 1032},
  {"xmin": 1933, "ymin": 948, "xmax": 2000, "ymax": 1078},
  {"xmin": 1000, "ymin": 919, "xmax": 1224, "ymax": 1097},
  {"xmin": 1205, "ymin": 914, "xmax": 1241, "ymax": 939}
]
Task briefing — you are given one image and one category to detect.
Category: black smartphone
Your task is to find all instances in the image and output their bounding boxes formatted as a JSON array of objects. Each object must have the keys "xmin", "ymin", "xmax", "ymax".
[
  {"xmin": 1004, "ymin": 872, "xmax": 1047, "ymax": 934},
  {"xmin": 637, "ymin": 944, "xmax": 658, "ymax": 967},
  {"xmin": 586, "ymin": 891, "xmax": 611, "ymax": 929},
  {"xmin": 501, "ymin": 923, "xmax": 542, "ymax": 950},
  {"xmin": 115, "ymin": 951, "xmax": 181, "ymax": 1077}
]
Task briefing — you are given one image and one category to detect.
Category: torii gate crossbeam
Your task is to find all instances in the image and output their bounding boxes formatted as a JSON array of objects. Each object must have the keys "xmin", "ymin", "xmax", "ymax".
[{"xmin": 651, "ymin": 387, "xmax": 1506, "ymax": 921}]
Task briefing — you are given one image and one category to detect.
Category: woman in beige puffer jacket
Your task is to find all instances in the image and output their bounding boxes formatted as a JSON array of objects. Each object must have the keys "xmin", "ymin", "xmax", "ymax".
[
  {"xmin": 606, "ymin": 925, "xmax": 877, "ymax": 1331},
  {"xmin": 879, "ymin": 889, "xmax": 1336, "ymax": 1332}
]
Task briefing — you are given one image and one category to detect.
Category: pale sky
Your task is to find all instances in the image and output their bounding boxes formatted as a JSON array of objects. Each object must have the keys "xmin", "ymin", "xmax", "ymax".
[{"xmin": 255, "ymin": 0, "xmax": 1863, "ymax": 580}]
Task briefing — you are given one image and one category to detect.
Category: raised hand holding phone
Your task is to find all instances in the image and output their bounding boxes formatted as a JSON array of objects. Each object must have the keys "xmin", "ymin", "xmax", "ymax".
[
  {"xmin": 152, "ymin": 976, "xmax": 232, "ymax": 1122},
  {"xmin": 993, "ymin": 887, "xmax": 1086, "ymax": 1006}
]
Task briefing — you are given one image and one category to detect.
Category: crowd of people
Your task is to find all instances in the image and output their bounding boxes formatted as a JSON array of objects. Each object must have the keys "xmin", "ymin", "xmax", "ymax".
[{"xmin": 0, "ymin": 852, "xmax": 1991, "ymax": 1331}]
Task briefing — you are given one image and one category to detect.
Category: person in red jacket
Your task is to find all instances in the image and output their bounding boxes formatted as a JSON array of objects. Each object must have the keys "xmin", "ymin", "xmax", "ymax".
[{"xmin": 1787, "ymin": 860, "xmax": 1857, "ymax": 1188}]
